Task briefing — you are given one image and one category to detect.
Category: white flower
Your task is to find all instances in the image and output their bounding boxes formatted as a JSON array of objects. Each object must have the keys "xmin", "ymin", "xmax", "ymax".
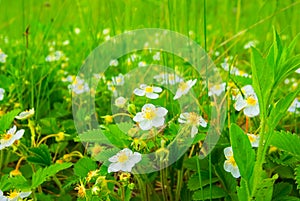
[
  {"xmin": 15, "ymin": 108, "xmax": 35, "ymax": 120},
  {"xmin": 234, "ymin": 85, "xmax": 260, "ymax": 117},
  {"xmin": 62, "ymin": 40, "xmax": 70, "ymax": 46},
  {"xmin": 0, "ymin": 49, "xmax": 8, "ymax": 63},
  {"xmin": 288, "ymin": 98, "xmax": 300, "ymax": 113},
  {"xmin": 109, "ymin": 59, "xmax": 119, "ymax": 67},
  {"xmin": 296, "ymin": 68, "xmax": 300, "ymax": 74},
  {"xmin": 244, "ymin": 40, "xmax": 258, "ymax": 49},
  {"xmin": 0, "ymin": 88, "xmax": 5, "ymax": 101},
  {"xmin": 45, "ymin": 51, "xmax": 64, "ymax": 62},
  {"xmin": 68, "ymin": 77, "xmax": 90, "ymax": 94},
  {"xmin": 103, "ymin": 28, "xmax": 110, "ymax": 35},
  {"xmin": 108, "ymin": 148, "xmax": 142, "ymax": 173},
  {"xmin": 153, "ymin": 52, "xmax": 161, "ymax": 61},
  {"xmin": 173, "ymin": 79, "xmax": 197, "ymax": 100},
  {"xmin": 2, "ymin": 190, "xmax": 31, "ymax": 201},
  {"xmin": 208, "ymin": 83, "xmax": 226, "ymax": 96},
  {"xmin": 154, "ymin": 73, "xmax": 183, "ymax": 85},
  {"xmin": 178, "ymin": 112, "xmax": 207, "ymax": 137},
  {"xmin": 133, "ymin": 84, "xmax": 162, "ymax": 99},
  {"xmin": 107, "ymin": 81, "xmax": 118, "ymax": 97},
  {"xmin": 74, "ymin": 28, "xmax": 81, "ymax": 34},
  {"xmin": 138, "ymin": 61, "xmax": 147, "ymax": 67},
  {"xmin": 0, "ymin": 126, "xmax": 25, "ymax": 150},
  {"xmin": 223, "ymin": 147, "xmax": 240, "ymax": 178},
  {"xmin": 115, "ymin": 97, "xmax": 127, "ymax": 108},
  {"xmin": 112, "ymin": 74, "xmax": 125, "ymax": 86},
  {"xmin": 133, "ymin": 104, "xmax": 168, "ymax": 130},
  {"xmin": 247, "ymin": 134, "xmax": 260, "ymax": 147}
]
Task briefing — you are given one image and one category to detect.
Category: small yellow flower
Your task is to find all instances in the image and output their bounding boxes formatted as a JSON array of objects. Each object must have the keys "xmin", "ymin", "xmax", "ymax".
[
  {"xmin": 55, "ymin": 132, "xmax": 65, "ymax": 142},
  {"xmin": 102, "ymin": 115, "xmax": 113, "ymax": 124},
  {"xmin": 75, "ymin": 182, "xmax": 86, "ymax": 198},
  {"xmin": 10, "ymin": 169, "xmax": 22, "ymax": 177}
]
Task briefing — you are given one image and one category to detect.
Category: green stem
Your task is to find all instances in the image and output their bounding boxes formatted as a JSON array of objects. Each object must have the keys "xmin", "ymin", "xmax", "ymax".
[
  {"xmin": 53, "ymin": 175, "xmax": 65, "ymax": 195},
  {"xmin": 0, "ymin": 150, "xmax": 3, "ymax": 171},
  {"xmin": 175, "ymin": 169, "xmax": 183, "ymax": 201},
  {"xmin": 196, "ymin": 157, "xmax": 204, "ymax": 201}
]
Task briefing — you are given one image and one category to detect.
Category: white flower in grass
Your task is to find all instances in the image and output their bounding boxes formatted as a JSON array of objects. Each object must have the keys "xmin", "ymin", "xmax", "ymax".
[
  {"xmin": 45, "ymin": 51, "xmax": 64, "ymax": 62},
  {"xmin": 244, "ymin": 40, "xmax": 258, "ymax": 49},
  {"xmin": 296, "ymin": 68, "xmax": 300, "ymax": 74},
  {"xmin": 288, "ymin": 98, "xmax": 300, "ymax": 114},
  {"xmin": 153, "ymin": 52, "xmax": 161, "ymax": 61},
  {"xmin": 133, "ymin": 104, "xmax": 168, "ymax": 130},
  {"xmin": 15, "ymin": 108, "xmax": 35, "ymax": 120},
  {"xmin": 234, "ymin": 85, "xmax": 259, "ymax": 117},
  {"xmin": 107, "ymin": 81, "xmax": 118, "ymax": 97},
  {"xmin": 138, "ymin": 61, "xmax": 147, "ymax": 67},
  {"xmin": 74, "ymin": 28, "xmax": 81, "ymax": 34},
  {"xmin": 0, "ymin": 126, "xmax": 25, "ymax": 150},
  {"xmin": 154, "ymin": 73, "xmax": 183, "ymax": 85},
  {"xmin": 0, "ymin": 88, "xmax": 5, "ymax": 101},
  {"xmin": 108, "ymin": 148, "xmax": 142, "ymax": 173},
  {"xmin": 112, "ymin": 74, "xmax": 125, "ymax": 86},
  {"xmin": 133, "ymin": 84, "xmax": 162, "ymax": 99},
  {"xmin": 208, "ymin": 83, "xmax": 226, "ymax": 96},
  {"xmin": 173, "ymin": 79, "xmax": 197, "ymax": 100},
  {"xmin": 0, "ymin": 49, "xmax": 8, "ymax": 63},
  {"xmin": 178, "ymin": 112, "xmax": 207, "ymax": 137},
  {"xmin": 247, "ymin": 134, "xmax": 260, "ymax": 148},
  {"xmin": 223, "ymin": 147, "xmax": 240, "ymax": 178},
  {"xmin": 2, "ymin": 190, "xmax": 31, "ymax": 201},
  {"xmin": 69, "ymin": 77, "xmax": 90, "ymax": 94},
  {"xmin": 109, "ymin": 59, "xmax": 119, "ymax": 67},
  {"xmin": 115, "ymin": 97, "xmax": 127, "ymax": 108}
]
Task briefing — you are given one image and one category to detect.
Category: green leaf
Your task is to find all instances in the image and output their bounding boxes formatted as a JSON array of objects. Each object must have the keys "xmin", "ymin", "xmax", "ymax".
[
  {"xmin": 74, "ymin": 157, "xmax": 97, "ymax": 177},
  {"xmin": 253, "ymin": 174, "xmax": 278, "ymax": 201},
  {"xmin": 230, "ymin": 124, "xmax": 255, "ymax": 181},
  {"xmin": 192, "ymin": 185, "xmax": 226, "ymax": 200},
  {"xmin": 295, "ymin": 164, "xmax": 300, "ymax": 193},
  {"xmin": 214, "ymin": 163, "xmax": 237, "ymax": 194},
  {"xmin": 31, "ymin": 163, "xmax": 72, "ymax": 189},
  {"xmin": 187, "ymin": 172, "xmax": 219, "ymax": 191},
  {"xmin": 237, "ymin": 178, "xmax": 250, "ymax": 201},
  {"xmin": 268, "ymin": 89, "xmax": 300, "ymax": 129},
  {"xmin": 0, "ymin": 175, "xmax": 30, "ymax": 191},
  {"xmin": 272, "ymin": 182, "xmax": 293, "ymax": 199},
  {"xmin": 270, "ymin": 131, "xmax": 300, "ymax": 157},
  {"xmin": 76, "ymin": 128, "xmax": 111, "ymax": 144},
  {"xmin": 27, "ymin": 144, "xmax": 52, "ymax": 166},
  {"xmin": 0, "ymin": 109, "xmax": 21, "ymax": 133}
]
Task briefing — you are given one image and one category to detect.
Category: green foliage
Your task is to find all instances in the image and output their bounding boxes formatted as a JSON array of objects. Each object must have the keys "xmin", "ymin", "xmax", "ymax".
[
  {"xmin": 295, "ymin": 165, "xmax": 300, "ymax": 193},
  {"xmin": 192, "ymin": 185, "xmax": 226, "ymax": 200},
  {"xmin": 74, "ymin": 157, "xmax": 97, "ymax": 177},
  {"xmin": 187, "ymin": 172, "xmax": 218, "ymax": 191},
  {"xmin": 252, "ymin": 174, "xmax": 278, "ymax": 201},
  {"xmin": 27, "ymin": 144, "xmax": 52, "ymax": 166},
  {"xmin": 270, "ymin": 131, "xmax": 300, "ymax": 157},
  {"xmin": 0, "ymin": 175, "xmax": 30, "ymax": 191},
  {"xmin": 31, "ymin": 163, "xmax": 72, "ymax": 189},
  {"xmin": 0, "ymin": 109, "xmax": 21, "ymax": 133}
]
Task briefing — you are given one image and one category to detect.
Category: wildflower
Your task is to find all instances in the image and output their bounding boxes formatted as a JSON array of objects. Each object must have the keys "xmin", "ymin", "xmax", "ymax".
[
  {"xmin": 0, "ymin": 126, "xmax": 25, "ymax": 150},
  {"xmin": 4, "ymin": 190, "xmax": 31, "ymax": 201},
  {"xmin": 112, "ymin": 73, "xmax": 125, "ymax": 86},
  {"xmin": 288, "ymin": 98, "xmax": 300, "ymax": 113},
  {"xmin": 153, "ymin": 52, "xmax": 161, "ymax": 61},
  {"xmin": 86, "ymin": 170, "xmax": 99, "ymax": 182},
  {"xmin": 74, "ymin": 28, "xmax": 81, "ymax": 34},
  {"xmin": 173, "ymin": 79, "xmax": 197, "ymax": 100},
  {"xmin": 138, "ymin": 61, "xmax": 147, "ymax": 67},
  {"xmin": 108, "ymin": 148, "xmax": 142, "ymax": 173},
  {"xmin": 133, "ymin": 84, "xmax": 162, "ymax": 99},
  {"xmin": 0, "ymin": 190, "xmax": 6, "ymax": 201},
  {"xmin": 107, "ymin": 81, "xmax": 118, "ymax": 97},
  {"xmin": 55, "ymin": 132, "xmax": 65, "ymax": 142},
  {"xmin": 62, "ymin": 40, "xmax": 70, "ymax": 46},
  {"xmin": 154, "ymin": 73, "xmax": 183, "ymax": 85},
  {"xmin": 115, "ymin": 97, "xmax": 127, "ymax": 108},
  {"xmin": 0, "ymin": 88, "xmax": 5, "ymax": 101},
  {"xmin": 45, "ymin": 50, "xmax": 65, "ymax": 62},
  {"xmin": 244, "ymin": 40, "xmax": 258, "ymax": 49},
  {"xmin": 68, "ymin": 77, "xmax": 90, "ymax": 94},
  {"xmin": 109, "ymin": 59, "xmax": 119, "ymax": 67},
  {"xmin": 178, "ymin": 112, "xmax": 207, "ymax": 137},
  {"xmin": 102, "ymin": 115, "xmax": 113, "ymax": 124},
  {"xmin": 208, "ymin": 83, "xmax": 226, "ymax": 96},
  {"xmin": 223, "ymin": 147, "xmax": 240, "ymax": 178},
  {"xmin": 133, "ymin": 104, "xmax": 168, "ymax": 130},
  {"xmin": 91, "ymin": 186, "xmax": 100, "ymax": 195},
  {"xmin": 75, "ymin": 182, "xmax": 86, "ymax": 198},
  {"xmin": 15, "ymin": 108, "xmax": 34, "ymax": 120},
  {"xmin": 0, "ymin": 49, "xmax": 8, "ymax": 63},
  {"xmin": 247, "ymin": 134, "xmax": 260, "ymax": 147},
  {"xmin": 103, "ymin": 28, "xmax": 110, "ymax": 35},
  {"xmin": 296, "ymin": 68, "xmax": 300, "ymax": 74},
  {"xmin": 234, "ymin": 85, "xmax": 260, "ymax": 117}
]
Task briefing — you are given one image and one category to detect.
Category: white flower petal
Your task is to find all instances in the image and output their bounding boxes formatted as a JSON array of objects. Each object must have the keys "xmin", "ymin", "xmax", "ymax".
[
  {"xmin": 234, "ymin": 96, "xmax": 247, "ymax": 111},
  {"xmin": 19, "ymin": 192, "xmax": 31, "ymax": 198},
  {"xmin": 146, "ymin": 93, "xmax": 159, "ymax": 99},
  {"xmin": 156, "ymin": 107, "xmax": 168, "ymax": 117},
  {"xmin": 152, "ymin": 117, "xmax": 165, "ymax": 127},
  {"xmin": 14, "ymin": 129, "xmax": 25, "ymax": 140},
  {"xmin": 231, "ymin": 167, "xmax": 241, "ymax": 178},
  {"xmin": 133, "ymin": 113, "xmax": 144, "ymax": 122},
  {"xmin": 108, "ymin": 162, "xmax": 122, "ymax": 173},
  {"xmin": 153, "ymin": 87, "xmax": 162, "ymax": 93},
  {"xmin": 244, "ymin": 105, "xmax": 260, "ymax": 117},
  {"xmin": 191, "ymin": 126, "xmax": 198, "ymax": 138},
  {"xmin": 130, "ymin": 152, "xmax": 142, "ymax": 164},
  {"xmin": 199, "ymin": 117, "xmax": 207, "ymax": 128},
  {"xmin": 133, "ymin": 88, "xmax": 145, "ymax": 96},
  {"xmin": 139, "ymin": 120, "xmax": 152, "ymax": 130},
  {"xmin": 224, "ymin": 147, "xmax": 233, "ymax": 157}
]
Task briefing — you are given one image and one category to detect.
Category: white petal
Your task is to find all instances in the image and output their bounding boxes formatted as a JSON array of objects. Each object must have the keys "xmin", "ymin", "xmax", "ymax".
[
  {"xmin": 140, "ymin": 84, "xmax": 147, "ymax": 89},
  {"xmin": 108, "ymin": 162, "xmax": 122, "ymax": 173},
  {"xmin": 20, "ymin": 192, "xmax": 31, "ymax": 198},
  {"xmin": 173, "ymin": 90, "xmax": 182, "ymax": 100},
  {"xmin": 108, "ymin": 154, "xmax": 119, "ymax": 163},
  {"xmin": 199, "ymin": 117, "xmax": 207, "ymax": 127},
  {"xmin": 231, "ymin": 167, "xmax": 241, "ymax": 178},
  {"xmin": 133, "ymin": 88, "xmax": 145, "ymax": 96},
  {"xmin": 142, "ymin": 104, "xmax": 155, "ymax": 111},
  {"xmin": 191, "ymin": 126, "xmax": 198, "ymax": 137},
  {"xmin": 120, "ymin": 162, "xmax": 134, "ymax": 172},
  {"xmin": 153, "ymin": 87, "xmax": 162, "ymax": 93},
  {"xmin": 156, "ymin": 107, "xmax": 168, "ymax": 117},
  {"xmin": 8, "ymin": 125, "xmax": 17, "ymax": 134},
  {"xmin": 224, "ymin": 147, "xmax": 233, "ymax": 157},
  {"xmin": 139, "ymin": 120, "xmax": 152, "ymax": 130},
  {"xmin": 146, "ymin": 93, "xmax": 159, "ymax": 99},
  {"xmin": 133, "ymin": 112, "xmax": 144, "ymax": 122},
  {"xmin": 122, "ymin": 148, "xmax": 132, "ymax": 156},
  {"xmin": 242, "ymin": 85, "xmax": 254, "ymax": 94},
  {"xmin": 152, "ymin": 117, "xmax": 165, "ymax": 127},
  {"xmin": 130, "ymin": 152, "xmax": 142, "ymax": 164},
  {"xmin": 14, "ymin": 129, "xmax": 25, "ymax": 140},
  {"xmin": 244, "ymin": 105, "xmax": 260, "ymax": 117},
  {"xmin": 234, "ymin": 96, "xmax": 247, "ymax": 111},
  {"xmin": 224, "ymin": 160, "xmax": 234, "ymax": 172}
]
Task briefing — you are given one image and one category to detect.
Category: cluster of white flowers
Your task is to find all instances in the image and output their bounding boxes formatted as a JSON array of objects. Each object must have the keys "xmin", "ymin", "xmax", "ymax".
[
  {"xmin": 221, "ymin": 57, "xmax": 249, "ymax": 77},
  {"xmin": 153, "ymin": 73, "xmax": 183, "ymax": 85},
  {"xmin": 45, "ymin": 50, "xmax": 66, "ymax": 62},
  {"xmin": 68, "ymin": 77, "xmax": 90, "ymax": 94}
]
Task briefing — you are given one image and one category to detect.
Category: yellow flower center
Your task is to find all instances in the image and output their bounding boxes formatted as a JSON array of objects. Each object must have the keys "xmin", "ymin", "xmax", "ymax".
[
  {"xmin": 77, "ymin": 84, "xmax": 84, "ymax": 90},
  {"xmin": 8, "ymin": 190, "xmax": 19, "ymax": 199},
  {"xmin": 169, "ymin": 74, "xmax": 175, "ymax": 81},
  {"xmin": 188, "ymin": 112, "xmax": 199, "ymax": 125},
  {"xmin": 179, "ymin": 82, "xmax": 188, "ymax": 91},
  {"xmin": 229, "ymin": 156, "xmax": 237, "ymax": 167},
  {"xmin": 246, "ymin": 96, "xmax": 257, "ymax": 106},
  {"xmin": 215, "ymin": 84, "xmax": 222, "ymax": 90},
  {"xmin": 116, "ymin": 77, "xmax": 122, "ymax": 84},
  {"xmin": 145, "ymin": 86, "xmax": 153, "ymax": 93},
  {"xmin": 3, "ymin": 133, "xmax": 13, "ymax": 140},
  {"xmin": 110, "ymin": 86, "xmax": 116, "ymax": 91},
  {"xmin": 143, "ymin": 108, "xmax": 156, "ymax": 120},
  {"xmin": 248, "ymin": 135, "xmax": 255, "ymax": 143},
  {"xmin": 118, "ymin": 153, "xmax": 129, "ymax": 163}
]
